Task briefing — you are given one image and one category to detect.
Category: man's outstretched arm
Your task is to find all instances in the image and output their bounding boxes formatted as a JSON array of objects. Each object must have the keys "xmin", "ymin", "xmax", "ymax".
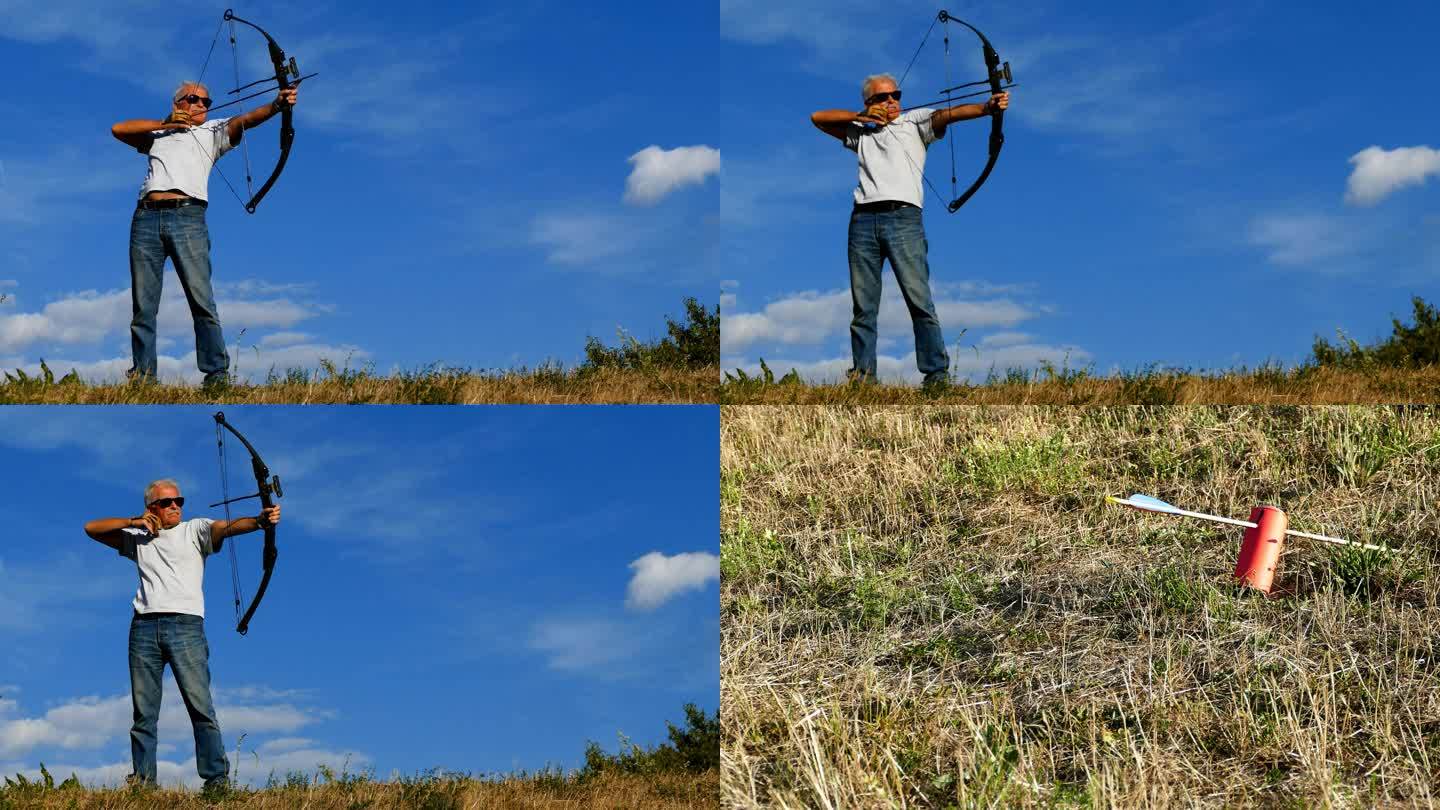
[
  {"xmin": 929, "ymin": 91, "xmax": 1008, "ymax": 138},
  {"xmin": 224, "ymin": 86, "xmax": 299, "ymax": 146}
]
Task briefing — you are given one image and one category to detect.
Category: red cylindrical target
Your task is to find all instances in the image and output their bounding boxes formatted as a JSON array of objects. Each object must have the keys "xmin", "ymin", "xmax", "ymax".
[{"xmin": 1233, "ymin": 505, "xmax": 1287, "ymax": 593}]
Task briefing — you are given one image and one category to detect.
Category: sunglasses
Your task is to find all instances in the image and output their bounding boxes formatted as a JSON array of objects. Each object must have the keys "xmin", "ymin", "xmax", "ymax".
[
  {"xmin": 150, "ymin": 496, "xmax": 186, "ymax": 509},
  {"xmin": 865, "ymin": 90, "xmax": 902, "ymax": 106},
  {"xmin": 175, "ymin": 94, "xmax": 213, "ymax": 109}
]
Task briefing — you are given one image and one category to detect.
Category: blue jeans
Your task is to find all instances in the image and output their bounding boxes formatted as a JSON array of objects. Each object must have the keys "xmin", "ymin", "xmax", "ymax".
[
  {"xmin": 847, "ymin": 205, "xmax": 949, "ymax": 382},
  {"xmin": 128, "ymin": 613, "xmax": 229, "ymax": 786},
  {"xmin": 128, "ymin": 205, "xmax": 229, "ymax": 381}
]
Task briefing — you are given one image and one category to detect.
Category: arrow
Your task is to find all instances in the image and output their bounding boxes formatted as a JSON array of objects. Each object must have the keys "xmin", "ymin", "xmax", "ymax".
[{"xmin": 1106, "ymin": 494, "xmax": 1389, "ymax": 552}]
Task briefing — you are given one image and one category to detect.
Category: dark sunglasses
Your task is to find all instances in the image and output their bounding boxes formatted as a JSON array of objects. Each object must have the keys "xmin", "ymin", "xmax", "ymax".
[
  {"xmin": 150, "ymin": 496, "xmax": 186, "ymax": 509},
  {"xmin": 865, "ymin": 90, "xmax": 902, "ymax": 106},
  {"xmin": 176, "ymin": 94, "xmax": 213, "ymax": 109}
]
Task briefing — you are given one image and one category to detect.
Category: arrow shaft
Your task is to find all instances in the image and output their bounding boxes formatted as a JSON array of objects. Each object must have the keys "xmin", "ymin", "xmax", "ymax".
[
  {"xmin": 1112, "ymin": 495, "xmax": 1380, "ymax": 551},
  {"xmin": 1159, "ymin": 505, "xmax": 1257, "ymax": 530},
  {"xmin": 1284, "ymin": 529, "xmax": 1384, "ymax": 551}
]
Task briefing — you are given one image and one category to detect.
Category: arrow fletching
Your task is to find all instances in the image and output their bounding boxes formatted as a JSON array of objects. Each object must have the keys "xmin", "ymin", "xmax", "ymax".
[{"xmin": 1109, "ymin": 494, "xmax": 1183, "ymax": 514}]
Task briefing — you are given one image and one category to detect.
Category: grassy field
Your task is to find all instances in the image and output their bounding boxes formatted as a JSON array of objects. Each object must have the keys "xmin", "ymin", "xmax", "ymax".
[
  {"xmin": 0, "ymin": 297, "xmax": 720, "ymax": 404},
  {"xmin": 0, "ymin": 768, "xmax": 719, "ymax": 809},
  {"xmin": 0, "ymin": 364, "xmax": 719, "ymax": 404},
  {"xmin": 721, "ymin": 406, "xmax": 1440, "ymax": 807},
  {"xmin": 720, "ymin": 365, "xmax": 1440, "ymax": 405}
]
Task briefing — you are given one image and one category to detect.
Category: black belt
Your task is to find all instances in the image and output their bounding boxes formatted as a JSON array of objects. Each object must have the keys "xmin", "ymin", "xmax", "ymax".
[
  {"xmin": 137, "ymin": 197, "xmax": 207, "ymax": 210},
  {"xmin": 853, "ymin": 200, "xmax": 917, "ymax": 213}
]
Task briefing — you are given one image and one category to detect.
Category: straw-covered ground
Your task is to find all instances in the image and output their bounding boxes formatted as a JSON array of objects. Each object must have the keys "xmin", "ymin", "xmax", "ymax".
[
  {"xmin": 0, "ymin": 365, "xmax": 718, "ymax": 404},
  {"xmin": 0, "ymin": 769, "xmax": 719, "ymax": 809},
  {"xmin": 721, "ymin": 406, "xmax": 1440, "ymax": 808},
  {"xmin": 720, "ymin": 365, "xmax": 1440, "ymax": 405}
]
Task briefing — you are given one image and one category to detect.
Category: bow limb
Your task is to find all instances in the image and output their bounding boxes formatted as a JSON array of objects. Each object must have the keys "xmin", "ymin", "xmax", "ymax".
[
  {"xmin": 222, "ymin": 10, "xmax": 296, "ymax": 214},
  {"xmin": 235, "ymin": 522, "xmax": 276, "ymax": 636},
  {"xmin": 214, "ymin": 411, "xmax": 281, "ymax": 635}
]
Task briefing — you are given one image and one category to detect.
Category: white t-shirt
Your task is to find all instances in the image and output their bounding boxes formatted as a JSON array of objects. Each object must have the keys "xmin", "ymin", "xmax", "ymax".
[
  {"xmin": 118, "ymin": 518, "xmax": 218, "ymax": 617},
  {"xmin": 842, "ymin": 109, "xmax": 939, "ymax": 208},
  {"xmin": 136, "ymin": 118, "xmax": 236, "ymax": 202}
]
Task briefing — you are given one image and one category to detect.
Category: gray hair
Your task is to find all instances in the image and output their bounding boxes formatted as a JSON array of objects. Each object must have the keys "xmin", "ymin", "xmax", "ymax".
[
  {"xmin": 861, "ymin": 73, "xmax": 898, "ymax": 102},
  {"xmin": 172, "ymin": 81, "xmax": 210, "ymax": 101},
  {"xmin": 143, "ymin": 479, "xmax": 182, "ymax": 506}
]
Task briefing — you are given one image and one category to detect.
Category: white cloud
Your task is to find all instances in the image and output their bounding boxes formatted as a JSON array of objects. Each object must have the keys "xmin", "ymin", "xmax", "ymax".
[
  {"xmin": 0, "ymin": 685, "xmax": 353, "ymax": 787},
  {"xmin": 0, "ymin": 148, "xmax": 135, "ymax": 226},
  {"xmin": 528, "ymin": 618, "xmax": 638, "ymax": 671},
  {"xmin": 721, "ymin": 281, "xmax": 1038, "ymax": 354},
  {"xmin": 529, "ymin": 212, "xmax": 634, "ymax": 266},
  {"xmin": 720, "ymin": 0, "xmax": 889, "ymax": 59},
  {"xmin": 0, "ymin": 282, "xmax": 362, "ymax": 383},
  {"xmin": 624, "ymin": 146, "xmax": 720, "ymax": 206},
  {"xmin": 625, "ymin": 551, "xmax": 719, "ymax": 611},
  {"xmin": 1345, "ymin": 145, "xmax": 1440, "ymax": 207},
  {"xmin": 723, "ymin": 332, "xmax": 1090, "ymax": 385},
  {"xmin": 0, "ymin": 554, "xmax": 119, "ymax": 635},
  {"xmin": 0, "ymin": 687, "xmax": 326, "ymax": 761},
  {"xmin": 1247, "ymin": 213, "xmax": 1363, "ymax": 267},
  {"xmin": 0, "ymin": 695, "xmax": 126, "ymax": 757}
]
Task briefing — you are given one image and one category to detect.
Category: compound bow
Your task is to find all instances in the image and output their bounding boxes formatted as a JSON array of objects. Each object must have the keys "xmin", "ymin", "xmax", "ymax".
[
  {"xmin": 191, "ymin": 9, "xmax": 318, "ymax": 213},
  {"xmin": 211, "ymin": 411, "xmax": 283, "ymax": 635},
  {"xmin": 896, "ymin": 11, "xmax": 1015, "ymax": 212}
]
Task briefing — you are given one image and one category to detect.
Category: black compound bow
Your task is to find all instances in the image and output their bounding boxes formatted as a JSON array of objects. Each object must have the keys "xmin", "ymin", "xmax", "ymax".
[
  {"xmin": 895, "ymin": 10, "xmax": 1015, "ymax": 212},
  {"xmin": 190, "ymin": 9, "xmax": 317, "ymax": 213},
  {"xmin": 211, "ymin": 411, "xmax": 283, "ymax": 635}
]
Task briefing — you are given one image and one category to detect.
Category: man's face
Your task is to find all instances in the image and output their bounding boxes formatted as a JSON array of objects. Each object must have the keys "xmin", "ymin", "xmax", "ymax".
[
  {"xmin": 864, "ymin": 80, "xmax": 902, "ymax": 121},
  {"xmin": 147, "ymin": 485, "xmax": 185, "ymax": 530},
  {"xmin": 174, "ymin": 85, "xmax": 212, "ymax": 124}
]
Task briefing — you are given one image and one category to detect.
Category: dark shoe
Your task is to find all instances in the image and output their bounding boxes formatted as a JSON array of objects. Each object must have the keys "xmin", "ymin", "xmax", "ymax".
[
  {"xmin": 921, "ymin": 374, "xmax": 951, "ymax": 396},
  {"xmin": 846, "ymin": 369, "xmax": 878, "ymax": 385},
  {"xmin": 202, "ymin": 374, "xmax": 231, "ymax": 393},
  {"xmin": 125, "ymin": 369, "xmax": 157, "ymax": 385},
  {"xmin": 201, "ymin": 777, "xmax": 231, "ymax": 799}
]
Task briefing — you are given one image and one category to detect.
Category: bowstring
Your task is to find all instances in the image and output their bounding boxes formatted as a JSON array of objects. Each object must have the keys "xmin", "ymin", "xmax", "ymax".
[
  {"xmin": 225, "ymin": 18, "xmax": 256, "ymax": 200},
  {"xmin": 183, "ymin": 14, "xmax": 250, "ymax": 210},
  {"xmin": 943, "ymin": 24, "xmax": 957, "ymax": 200},
  {"xmin": 878, "ymin": 15, "xmax": 956, "ymax": 212},
  {"xmin": 216, "ymin": 421, "xmax": 246, "ymax": 626}
]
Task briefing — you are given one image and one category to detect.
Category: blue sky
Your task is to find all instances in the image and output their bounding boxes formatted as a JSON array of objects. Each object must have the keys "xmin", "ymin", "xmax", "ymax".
[
  {"xmin": 719, "ymin": 0, "xmax": 1440, "ymax": 383},
  {"xmin": 0, "ymin": 1, "xmax": 719, "ymax": 384},
  {"xmin": 0, "ymin": 406, "xmax": 719, "ymax": 788}
]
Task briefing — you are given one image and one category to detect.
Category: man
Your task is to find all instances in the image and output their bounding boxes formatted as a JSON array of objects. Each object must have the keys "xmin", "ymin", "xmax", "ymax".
[
  {"xmin": 811, "ymin": 74, "xmax": 1009, "ymax": 390},
  {"xmin": 110, "ymin": 81, "xmax": 300, "ymax": 389},
  {"xmin": 84, "ymin": 479, "xmax": 282, "ymax": 792}
]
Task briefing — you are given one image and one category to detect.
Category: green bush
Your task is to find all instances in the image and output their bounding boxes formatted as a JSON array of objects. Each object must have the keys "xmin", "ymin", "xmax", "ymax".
[
  {"xmin": 580, "ymin": 703, "xmax": 719, "ymax": 778},
  {"xmin": 1312, "ymin": 296, "xmax": 1440, "ymax": 369},
  {"xmin": 582, "ymin": 298, "xmax": 719, "ymax": 371}
]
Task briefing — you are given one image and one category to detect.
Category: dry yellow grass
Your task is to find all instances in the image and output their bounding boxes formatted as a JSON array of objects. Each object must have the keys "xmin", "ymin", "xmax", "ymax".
[
  {"xmin": 720, "ymin": 366, "xmax": 1440, "ymax": 405},
  {"xmin": 0, "ymin": 770, "xmax": 719, "ymax": 809},
  {"xmin": 721, "ymin": 406, "xmax": 1440, "ymax": 808},
  {"xmin": 0, "ymin": 366, "xmax": 719, "ymax": 404}
]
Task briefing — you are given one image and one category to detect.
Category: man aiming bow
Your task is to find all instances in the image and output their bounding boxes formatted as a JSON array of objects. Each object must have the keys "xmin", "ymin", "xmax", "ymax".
[
  {"xmin": 84, "ymin": 478, "xmax": 281, "ymax": 792},
  {"xmin": 811, "ymin": 74, "xmax": 1008, "ymax": 390},
  {"xmin": 110, "ymin": 80, "xmax": 300, "ymax": 389}
]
